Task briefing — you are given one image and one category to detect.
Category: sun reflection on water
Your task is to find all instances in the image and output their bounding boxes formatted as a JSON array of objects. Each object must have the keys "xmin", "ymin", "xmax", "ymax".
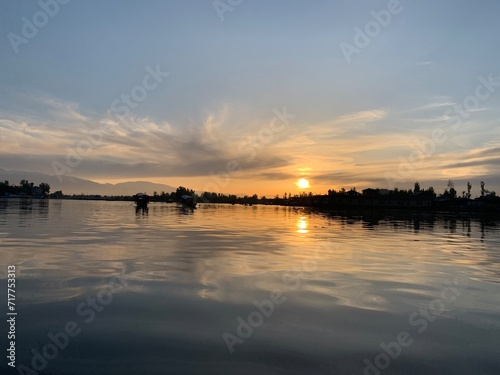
[{"xmin": 297, "ymin": 216, "xmax": 308, "ymax": 234}]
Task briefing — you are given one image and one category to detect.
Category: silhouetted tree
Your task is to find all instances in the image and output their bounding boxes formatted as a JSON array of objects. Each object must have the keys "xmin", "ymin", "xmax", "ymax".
[
  {"xmin": 414, "ymin": 182, "xmax": 421, "ymax": 193},
  {"xmin": 447, "ymin": 180, "xmax": 457, "ymax": 199},
  {"xmin": 0, "ymin": 181, "xmax": 9, "ymax": 196},
  {"xmin": 50, "ymin": 190, "xmax": 64, "ymax": 198},
  {"xmin": 20, "ymin": 179, "xmax": 32, "ymax": 194},
  {"xmin": 39, "ymin": 183, "xmax": 50, "ymax": 195}
]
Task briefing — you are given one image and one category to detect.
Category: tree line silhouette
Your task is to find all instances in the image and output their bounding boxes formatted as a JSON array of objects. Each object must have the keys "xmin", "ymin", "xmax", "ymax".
[
  {"xmin": 0, "ymin": 180, "xmax": 50, "ymax": 197},
  {"xmin": 1, "ymin": 179, "xmax": 498, "ymax": 211}
]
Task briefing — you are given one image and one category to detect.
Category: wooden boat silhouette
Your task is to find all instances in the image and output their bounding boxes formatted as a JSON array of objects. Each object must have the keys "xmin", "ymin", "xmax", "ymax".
[{"xmin": 134, "ymin": 193, "xmax": 150, "ymax": 210}]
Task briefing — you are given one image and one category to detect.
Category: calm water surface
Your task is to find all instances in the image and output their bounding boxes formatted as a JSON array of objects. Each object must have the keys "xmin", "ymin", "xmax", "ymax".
[{"xmin": 1, "ymin": 199, "xmax": 500, "ymax": 374}]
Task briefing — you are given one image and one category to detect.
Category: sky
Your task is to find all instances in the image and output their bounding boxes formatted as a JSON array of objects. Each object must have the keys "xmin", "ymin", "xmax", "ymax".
[{"xmin": 1, "ymin": 0, "xmax": 500, "ymax": 196}]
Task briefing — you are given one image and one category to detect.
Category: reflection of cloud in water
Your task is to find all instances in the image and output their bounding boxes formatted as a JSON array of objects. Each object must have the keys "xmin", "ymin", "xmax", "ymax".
[
  {"xmin": 2, "ymin": 201, "xmax": 500, "ymax": 374},
  {"xmin": 2, "ymin": 202, "xmax": 500, "ymax": 304}
]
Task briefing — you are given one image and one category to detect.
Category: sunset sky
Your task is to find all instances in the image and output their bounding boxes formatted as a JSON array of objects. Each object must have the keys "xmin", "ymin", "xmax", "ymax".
[{"xmin": 1, "ymin": 0, "xmax": 499, "ymax": 196}]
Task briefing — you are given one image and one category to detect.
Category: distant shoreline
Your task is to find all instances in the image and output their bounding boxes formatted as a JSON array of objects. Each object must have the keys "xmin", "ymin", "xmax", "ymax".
[{"xmin": 2, "ymin": 195, "xmax": 499, "ymax": 216}]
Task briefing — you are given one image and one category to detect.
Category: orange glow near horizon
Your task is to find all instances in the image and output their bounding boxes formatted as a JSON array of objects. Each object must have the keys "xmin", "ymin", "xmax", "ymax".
[
  {"xmin": 85, "ymin": 172, "xmax": 378, "ymax": 197},
  {"xmin": 88, "ymin": 176, "xmax": 328, "ymax": 196}
]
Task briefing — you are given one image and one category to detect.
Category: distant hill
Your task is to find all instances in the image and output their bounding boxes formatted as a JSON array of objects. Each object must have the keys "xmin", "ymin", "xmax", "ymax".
[{"xmin": 0, "ymin": 169, "xmax": 176, "ymax": 196}]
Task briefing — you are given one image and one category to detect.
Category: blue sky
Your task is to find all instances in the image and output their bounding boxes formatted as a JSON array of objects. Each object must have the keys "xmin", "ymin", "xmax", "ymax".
[{"xmin": 1, "ymin": 0, "xmax": 499, "ymax": 195}]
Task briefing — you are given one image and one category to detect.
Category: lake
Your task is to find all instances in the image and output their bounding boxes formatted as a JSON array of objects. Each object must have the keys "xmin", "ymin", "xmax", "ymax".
[{"xmin": 1, "ymin": 199, "xmax": 500, "ymax": 374}]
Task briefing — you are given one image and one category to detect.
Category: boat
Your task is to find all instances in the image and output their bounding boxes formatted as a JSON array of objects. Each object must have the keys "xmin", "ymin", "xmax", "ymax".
[
  {"xmin": 134, "ymin": 193, "xmax": 150, "ymax": 210},
  {"xmin": 180, "ymin": 194, "xmax": 197, "ymax": 209}
]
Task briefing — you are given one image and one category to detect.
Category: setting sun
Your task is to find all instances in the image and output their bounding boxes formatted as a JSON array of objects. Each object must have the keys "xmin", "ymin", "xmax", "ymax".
[{"xmin": 296, "ymin": 178, "xmax": 310, "ymax": 189}]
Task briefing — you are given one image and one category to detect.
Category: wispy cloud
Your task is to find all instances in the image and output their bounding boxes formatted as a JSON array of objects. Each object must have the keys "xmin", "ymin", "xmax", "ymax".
[
  {"xmin": 0, "ymin": 95, "xmax": 292, "ymax": 180},
  {"xmin": 399, "ymin": 97, "xmax": 455, "ymax": 114},
  {"xmin": 1, "ymin": 91, "xmax": 499, "ymax": 193},
  {"xmin": 415, "ymin": 61, "xmax": 433, "ymax": 66}
]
